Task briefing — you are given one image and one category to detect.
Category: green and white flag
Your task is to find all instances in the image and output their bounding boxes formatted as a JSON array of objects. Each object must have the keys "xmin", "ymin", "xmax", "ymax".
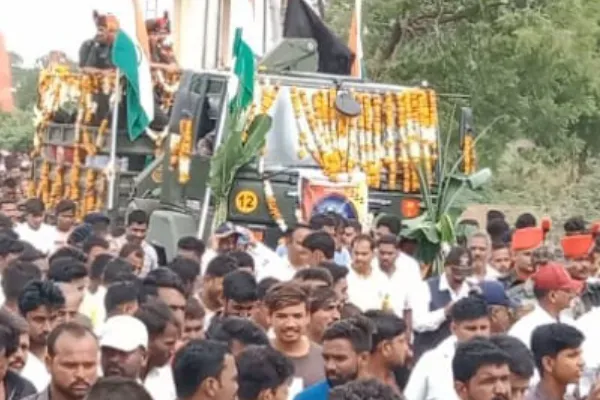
[
  {"xmin": 111, "ymin": 0, "xmax": 154, "ymax": 141},
  {"xmin": 230, "ymin": 27, "xmax": 256, "ymax": 110}
]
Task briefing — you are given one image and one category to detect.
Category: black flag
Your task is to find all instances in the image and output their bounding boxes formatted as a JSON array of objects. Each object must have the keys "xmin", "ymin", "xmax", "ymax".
[{"xmin": 283, "ymin": 0, "xmax": 355, "ymax": 75}]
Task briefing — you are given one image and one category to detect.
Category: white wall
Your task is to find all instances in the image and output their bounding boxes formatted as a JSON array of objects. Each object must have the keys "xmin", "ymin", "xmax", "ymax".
[{"xmin": 174, "ymin": 0, "xmax": 283, "ymax": 71}]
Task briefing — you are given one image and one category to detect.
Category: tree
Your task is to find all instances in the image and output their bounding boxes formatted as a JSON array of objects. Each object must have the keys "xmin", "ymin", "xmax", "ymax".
[
  {"xmin": 0, "ymin": 110, "xmax": 34, "ymax": 151},
  {"xmin": 9, "ymin": 51, "xmax": 38, "ymax": 111},
  {"xmin": 326, "ymin": 0, "xmax": 600, "ymax": 171}
]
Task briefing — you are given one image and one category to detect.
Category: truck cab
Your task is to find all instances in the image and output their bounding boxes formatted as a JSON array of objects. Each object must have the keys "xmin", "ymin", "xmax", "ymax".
[{"xmin": 146, "ymin": 70, "xmax": 443, "ymax": 259}]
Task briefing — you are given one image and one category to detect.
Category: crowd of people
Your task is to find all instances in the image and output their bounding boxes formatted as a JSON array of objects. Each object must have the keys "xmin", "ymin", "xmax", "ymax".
[
  {"xmin": 0, "ymin": 167, "xmax": 600, "ymax": 400},
  {"xmin": 11, "ymin": 3, "xmax": 600, "ymax": 400}
]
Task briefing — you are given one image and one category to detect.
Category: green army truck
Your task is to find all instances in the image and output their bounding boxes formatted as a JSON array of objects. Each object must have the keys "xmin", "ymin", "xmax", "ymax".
[{"xmin": 32, "ymin": 39, "xmax": 474, "ymax": 263}]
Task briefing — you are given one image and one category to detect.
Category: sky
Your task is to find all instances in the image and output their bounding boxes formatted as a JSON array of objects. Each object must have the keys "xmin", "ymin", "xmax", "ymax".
[{"xmin": 0, "ymin": 0, "xmax": 173, "ymax": 66}]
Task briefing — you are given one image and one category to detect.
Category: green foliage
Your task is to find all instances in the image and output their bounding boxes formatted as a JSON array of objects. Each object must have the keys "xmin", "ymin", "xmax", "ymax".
[
  {"xmin": 0, "ymin": 110, "xmax": 34, "ymax": 151},
  {"xmin": 209, "ymin": 110, "xmax": 272, "ymax": 226},
  {"xmin": 326, "ymin": 0, "xmax": 600, "ymax": 170},
  {"xmin": 9, "ymin": 51, "xmax": 39, "ymax": 111},
  {"xmin": 402, "ymin": 121, "xmax": 492, "ymax": 272}
]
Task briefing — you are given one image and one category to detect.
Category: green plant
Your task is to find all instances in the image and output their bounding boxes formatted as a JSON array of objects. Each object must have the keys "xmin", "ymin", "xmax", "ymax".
[
  {"xmin": 402, "ymin": 115, "xmax": 502, "ymax": 275},
  {"xmin": 208, "ymin": 107, "xmax": 272, "ymax": 227}
]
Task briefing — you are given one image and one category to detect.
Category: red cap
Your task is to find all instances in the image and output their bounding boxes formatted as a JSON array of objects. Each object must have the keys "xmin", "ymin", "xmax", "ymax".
[
  {"xmin": 561, "ymin": 234, "xmax": 594, "ymax": 259},
  {"xmin": 532, "ymin": 263, "xmax": 583, "ymax": 292},
  {"xmin": 511, "ymin": 227, "xmax": 544, "ymax": 252}
]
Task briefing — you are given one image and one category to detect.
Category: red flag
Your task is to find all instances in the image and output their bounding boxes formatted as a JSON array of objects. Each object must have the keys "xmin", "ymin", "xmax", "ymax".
[{"xmin": 0, "ymin": 32, "xmax": 14, "ymax": 113}]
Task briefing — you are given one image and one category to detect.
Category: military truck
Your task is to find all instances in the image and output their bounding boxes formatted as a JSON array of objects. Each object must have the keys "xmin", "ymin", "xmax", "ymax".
[{"xmin": 31, "ymin": 39, "xmax": 469, "ymax": 262}]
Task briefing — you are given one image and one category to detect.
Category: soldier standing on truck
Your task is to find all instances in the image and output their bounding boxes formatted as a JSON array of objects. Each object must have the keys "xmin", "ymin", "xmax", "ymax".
[{"xmin": 78, "ymin": 10, "xmax": 169, "ymax": 132}]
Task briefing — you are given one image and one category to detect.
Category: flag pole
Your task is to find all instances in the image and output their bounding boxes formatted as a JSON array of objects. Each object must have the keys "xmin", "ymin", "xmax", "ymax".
[
  {"xmin": 107, "ymin": 68, "xmax": 121, "ymax": 211},
  {"xmin": 356, "ymin": 0, "xmax": 362, "ymax": 79}
]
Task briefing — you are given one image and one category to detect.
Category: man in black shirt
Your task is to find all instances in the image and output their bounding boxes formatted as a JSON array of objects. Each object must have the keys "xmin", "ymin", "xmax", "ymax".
[
  {"xmin": 79, "ymin": 11, "xmax": 117, "ymax": 72},
  {"xmin": 78, "ymin": 11, "xmax": 168, "ymax": 133}
]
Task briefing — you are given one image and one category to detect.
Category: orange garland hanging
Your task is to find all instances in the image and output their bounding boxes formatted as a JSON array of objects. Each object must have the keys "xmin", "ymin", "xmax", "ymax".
[{"xmin": 178, "ymin": 118, "xmax": 193, "ymax": 184}]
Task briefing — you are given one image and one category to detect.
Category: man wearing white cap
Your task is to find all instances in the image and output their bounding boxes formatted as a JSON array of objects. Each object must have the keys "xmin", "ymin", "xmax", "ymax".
[{"xmin": 99, "ymin": 315, "xmax": 148, "ymax": 382}]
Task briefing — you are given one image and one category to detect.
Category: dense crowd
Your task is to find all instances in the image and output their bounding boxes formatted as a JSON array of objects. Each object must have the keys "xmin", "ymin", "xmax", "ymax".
[
  {"xmin": 6, "ymin": 11, "xmax": 600, "ymax": 400},
  {"xmin": 0, "ymin": 156, "xmax": 599, "ymax": 400}
]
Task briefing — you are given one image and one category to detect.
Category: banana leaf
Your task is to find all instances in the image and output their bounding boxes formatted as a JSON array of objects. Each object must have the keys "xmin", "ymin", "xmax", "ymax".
[
  {"xmin": 399, "ymin": 118, "xmax": 496, "ymax": 275},
  {"xmin": 209, "ymin": 111, "xmax": 272, "ymax": 226}
]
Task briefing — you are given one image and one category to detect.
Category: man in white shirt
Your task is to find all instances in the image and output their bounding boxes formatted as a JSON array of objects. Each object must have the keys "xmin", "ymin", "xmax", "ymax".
[
  {"xmin": 405, "ymin": 295, "xmax": 492, "ymax": 400},
  {"xmin": 53, "ymin": 199, "xmax": 77, "ymax": 250},
  {"xmin": 374, "ymin": 235, "xmax": 419, "ymax": 329},
  {"xmin": 19, "ymin": 280, "xmax": 65, "ymax": 391},
  {"xmin": 346, "ymin": 234, "xmax": 390, "ymax": 312},
  {"xmin": 467, "ymin": 232, "xmax": 502, "ymax": 280},
  {"xmin": 99, "ymin": 315, "xmax": 148, "ymax": 381},
  {"xmin": 14, "ymin": 198, "xmax": 58, "ymax": 256},
  {"xmin": 412, "ymin": 247, "xmax": 474, "ymax": 359},
  {"xmin": 114, "ymin": 210, "xmax": 158, "ymax": 276},
  {"xmin": 136, "ymin": 300, "xmax": 178, "ymax": 400},
  {"xmin": 203, "ymin": 222, "xmax": 288, "ymax": 281},
  {"xmin": 260, "ymin": 224, "xmax": 311, "ymax": 281},
  {"xmin": 509, "ymin": 263, "xmax": 580, "ymax": 349}
]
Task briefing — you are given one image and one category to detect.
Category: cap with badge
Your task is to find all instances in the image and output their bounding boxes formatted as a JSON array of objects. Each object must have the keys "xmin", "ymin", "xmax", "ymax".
[{"xmin": 99, "ymin": 315, "xmax": 148, "ymax": 352}]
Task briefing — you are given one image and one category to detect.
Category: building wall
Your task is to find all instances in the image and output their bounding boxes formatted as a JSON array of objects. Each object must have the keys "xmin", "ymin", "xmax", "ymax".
[{"xmin": 173, "ymin": 0, "xmax": 283, "ymax": 71}]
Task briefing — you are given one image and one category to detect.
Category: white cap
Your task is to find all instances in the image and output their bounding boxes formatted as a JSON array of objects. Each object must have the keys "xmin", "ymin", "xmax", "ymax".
[{"xmin": 99, "ymin": 316, "xmax": 148, "ymax": 352}]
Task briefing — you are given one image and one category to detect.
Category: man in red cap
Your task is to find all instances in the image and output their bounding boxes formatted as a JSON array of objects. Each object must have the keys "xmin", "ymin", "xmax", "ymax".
[
  {"xmin": 561, "ymin": 227, "xmax": 600, "ymax": 319},
  {"xmin": 561, "ymin": 233, "xmax": 593, "ymax": 283},
  {"xmin": 508, "ymin": 264, "xmax": 580, "ymax": 349},
  {"xmin": 501, "ymin": 223, "xmax": 548, "ymax": 290}
]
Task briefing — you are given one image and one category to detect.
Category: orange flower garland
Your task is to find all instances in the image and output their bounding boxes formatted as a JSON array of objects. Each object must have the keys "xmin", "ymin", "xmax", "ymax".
[
  {"xmin": 463, "ymin": 134, "xmax": 476, "ymax": 174},
  {"xmin": 178, "ymin": 118, "xmax": 193, "ymax": 184},
  {"xmin": 49, "ymin": 165, "xmax": 64, "ymax": 208},
  {"xmin": 82, "ymin": 169, "xmax": 97, "ymax": 216},
  {"xmin": 255, "ymin": 82, "xmax": 286, "ymax": 231}
]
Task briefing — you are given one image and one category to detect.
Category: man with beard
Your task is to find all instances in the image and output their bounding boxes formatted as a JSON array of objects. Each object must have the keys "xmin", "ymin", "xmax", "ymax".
[
  {"xmin": 452, "ymin": 338, "xmax": 511, "ymax": 400},
  {"xmin": 468, "ymin": 233, "xmax": 501, "ymax": 280},
  {"xmin": 99, "ymin": 316, "xmax": 148, "ymax": 381},
  {"xmin": 560, "ymin": 226, "xmax": 600, "ymax": 319},
  {"xmin": 488, "ymin": 335, "xmax": 534, "ymax": 400},
  {"xmin": 18, "ymin": 280, "xmax": 65, "ymax": 391},
  {"xmin": 135, "ymin": 300, "xmax": 179, "ymax": 400},
  {"xmin": 364, "ymin": 310, "xmax": 410, "ymax": 395},
  {"xmin": 24, "ymin": 322, "xmax": 99, "ymax": 400},
  {"xmin": 412, "ymin": 246, "xmax": 474, "ymax": 359},
  {"xmin": 294, "ymin": 316, "xmax": 374, "ymax": 400},
  {"xmin": 0, "ymin": 322, "xmax": 36, "ymax": 399},
  {"xmin": 500, "ymin": 220, "xmax": 551, "ymax": 300}
]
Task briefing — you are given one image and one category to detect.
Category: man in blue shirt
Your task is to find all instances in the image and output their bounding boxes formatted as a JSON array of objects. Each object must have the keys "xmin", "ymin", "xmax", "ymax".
[{"xmin": 294, "ymin": 316, "xmax": 373, "ymax": 400}]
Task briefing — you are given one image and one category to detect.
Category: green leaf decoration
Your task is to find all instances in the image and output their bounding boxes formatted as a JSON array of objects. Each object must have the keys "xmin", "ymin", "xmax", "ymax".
[
  {"xmin": 438, "ymin": 213, "xmax": 456, "ymax": 243},
  {"xmin": 209, "ymin": 111, "xmax": 272, "ymax": 227}
]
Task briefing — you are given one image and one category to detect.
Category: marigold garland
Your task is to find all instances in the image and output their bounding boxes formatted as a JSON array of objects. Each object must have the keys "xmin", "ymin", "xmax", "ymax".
[
  {"xmin": 256, "ymin": 82, "xmax": 285, "ymax": 230},
  {"xmin": 32, "ymin": 67, "xmax": 180, "ymax": 214},
  {"xmin": 178, "ymin": 118, "xmax": 194, "ymax": 184},
  {"xmin": 284, "ymin": 86, "xmax": 443, "ymax": 192},
  {"xmin": 463, "ymin": 134, "xmax": 476, "ymax": 174}
]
